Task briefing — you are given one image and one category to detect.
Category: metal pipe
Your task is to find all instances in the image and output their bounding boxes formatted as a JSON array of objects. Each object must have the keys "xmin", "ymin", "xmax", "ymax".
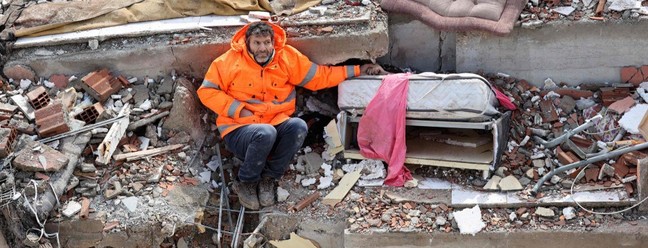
[
  {"xmin": 532, "ymin": 141, "xmax": 648, "ymax": 195},
  {"xmin": 533, "ymin": 114, "xmax": 602, "ymax": 148}
]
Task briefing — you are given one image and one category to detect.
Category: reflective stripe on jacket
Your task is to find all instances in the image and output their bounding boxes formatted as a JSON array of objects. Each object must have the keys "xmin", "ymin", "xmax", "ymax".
[{"xmin": 197, "ymin": 22, "xmax": 360, "ymax": 137}]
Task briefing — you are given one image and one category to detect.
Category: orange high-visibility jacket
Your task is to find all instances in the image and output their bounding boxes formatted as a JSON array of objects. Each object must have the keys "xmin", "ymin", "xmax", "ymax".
[{"xmin": 197, "ymin": 22, "xmax": 360, "ymax": 137}]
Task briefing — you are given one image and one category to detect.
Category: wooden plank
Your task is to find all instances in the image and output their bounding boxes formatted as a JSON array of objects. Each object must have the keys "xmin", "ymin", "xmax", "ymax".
[
  {"xmin": 96, "ymin": 104, "xmax": 130, "ymax": 165},
  {"xmin": 343, "ymin": 150, "xmax": 490, "ymax": 171},
  {"xmin": 113, "ymin": 144, "xmax": 184, "ymax": 161},
  {"xmin": 269, "ymin": 232, "xmax": 318, "ymax": 248},
  {"xmin": 322, "ymin": 170, "xmax": 362, "ymax": 207}
]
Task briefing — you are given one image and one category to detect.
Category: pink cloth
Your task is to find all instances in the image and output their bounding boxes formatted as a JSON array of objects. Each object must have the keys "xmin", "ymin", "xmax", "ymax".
[{"xmin": 357, "ymin": 73, "xmax": 413, "ymax": 186}]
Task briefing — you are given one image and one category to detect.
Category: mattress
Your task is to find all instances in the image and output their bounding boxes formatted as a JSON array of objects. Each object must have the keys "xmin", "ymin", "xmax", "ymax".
[{"xmin": 337, "ymin": 73, "xmax": 500, "ymax": 121}]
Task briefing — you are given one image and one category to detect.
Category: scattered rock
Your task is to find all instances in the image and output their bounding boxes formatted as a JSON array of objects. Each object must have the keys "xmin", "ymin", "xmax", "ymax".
[
  {"xmin": 62, "ymin": 201, "xmax": 82, "ymax": 218},
  {"xmin": 277, "ymin": 187, "xmax": 289, "ymax": 202},
  {"xmin": 498, "ymin": 175, "xmax": 523, "ymax": 191},
  {"xmin": 536, "ymin": 207, "xmax": 555, "ymax": 217}
]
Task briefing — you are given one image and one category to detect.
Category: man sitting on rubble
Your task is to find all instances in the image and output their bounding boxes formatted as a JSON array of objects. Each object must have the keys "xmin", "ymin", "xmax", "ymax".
[{"xmin": 197, "ymin": 21, "xmax": 385, "ymax": 210}]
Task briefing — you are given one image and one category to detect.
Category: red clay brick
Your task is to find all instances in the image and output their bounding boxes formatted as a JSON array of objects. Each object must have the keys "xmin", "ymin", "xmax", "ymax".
[
  {"xmin": 74, "ymin": 102, "xmax": 104, "ymax": 124},
  {"xmin": 620, "ymin": 66, "xmax": 638, "ymax": 84},
  {"xmin": 25, "ymin": 86, "xmax": 50, "ymax": 110},
  {"xmin": 641, "ymin": 65, "xmax": 648, "ymax": 81},
  {"xmin": 540, "ymin": 88, "xmax": 594, "ymax": 99},
  {"xmin": 600, "ymin": 87, "xmax": 631, "ymax": 106},
  {"xmin": 34, "ymin": 102, "xmax": 69, "ymax": 137},
  {"xmin": 0, "ymin": 127, "xmax": 17, "ymax": 157},
  {"xmin": 81, "ymin": 69, "xmax": 123, "ymax": 102},
  {"xmin": 608, "ymin": 96, "xmax": 636, "ymax": 114}
]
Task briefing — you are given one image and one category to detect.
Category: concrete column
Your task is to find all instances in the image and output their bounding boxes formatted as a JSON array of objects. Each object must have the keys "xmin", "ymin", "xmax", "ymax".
[{"xmin": 378, "ymin": 14, "xmax": 456, "ymax": 72}]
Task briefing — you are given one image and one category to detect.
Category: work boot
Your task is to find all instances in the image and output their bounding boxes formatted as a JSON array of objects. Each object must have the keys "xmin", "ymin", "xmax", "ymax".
[
  {"xmin": 232, "ymin": 180, "xmax": 259, "ymax": 210},
  {"xmin": 258, "ymin": 176, "xmax": 276, "ymax": 207}
]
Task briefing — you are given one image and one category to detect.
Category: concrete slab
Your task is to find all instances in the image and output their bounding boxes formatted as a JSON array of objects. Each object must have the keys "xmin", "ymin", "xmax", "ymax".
[
  {"xmin": 5, "ymin": 13, "xmax": 388, "ymax": 80},
  {"xmin": 344, "ymin": 220, "xmax": 648, "ymax": 248},
  {"xmin": 457, "ymin": 21, "xmax": 648, "ymax": 86}
]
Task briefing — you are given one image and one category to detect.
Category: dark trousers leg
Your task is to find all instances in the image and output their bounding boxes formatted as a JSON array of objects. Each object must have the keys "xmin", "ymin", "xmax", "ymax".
[
  {"xmin": 224, "ymin": 124, "xmax": 277, "ymax": 182},
  {"xmin": 264, "ymin": 118, "xmax": 308, "ymax": 179},
  {"xmin": 224, "ymin": 118, "xmax": 307, "ymax": 182}
]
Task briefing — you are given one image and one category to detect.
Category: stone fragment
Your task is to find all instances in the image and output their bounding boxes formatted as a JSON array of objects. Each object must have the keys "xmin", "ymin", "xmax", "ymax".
[
  {"xmin": 132, "ymin": 182, "xmax": 144, "ymax": 192},
  {"xmin": 62, "ymin": 201, "xmax": 82, "ymax": 218},
  {"xmin": 435, "ymin": 216, "xmax": 447, "ymax": 226},
  {"xmin": 532, "ymin": 159, "xmax": 545, "ymax": 168},
  {"xmin": 557, "ymin": 96, "xmax": 576, "ymax": 113},
  {"xmin": 302, "ymin": 152, "xmax": 324, "ymax": 175},
  {"xmin": 553, "ymin": 6, "xmax": 575, "ymax": 16},
  {"xmin": 518, "ymin": 177, "xmax": 531, "ymax": 187},
  {"xmin": 526, "ymin": 168, "xmax": 535, "ymax": 178},
  {"xmin": 80, "ymin": 163, "xmax": 97, "ymax": 173},
  {"xmin": 122, "ymin": 196, "xmax": 139, "ymax": 212},
  {"xmin": 483, "ymin": 175, "xmax": 502, "ymax": 191},
  {"xmin": 600, "ymin": 163, "xmax": 616, "ymax": 179},
  {"xmin": 157, "ymin": 76, "xmax": 175, "ymax": 95},
  {"xmin": 498, "ymin": 175, "xmax": 523, "ymax": 191},
  {"xmin": 536, "ymin": 207, "xmax": 555, "ymax": 217},
  {"xmin": 563, "ymin": 207, "xmax": 576, "ymax": 220},
  {"xmin": 162, "ymin": 78, "xmax": 205, "ymax": 142},
  {"xmin": 277, "ymin": 187, "xmax": 289, "ymax": 202}
]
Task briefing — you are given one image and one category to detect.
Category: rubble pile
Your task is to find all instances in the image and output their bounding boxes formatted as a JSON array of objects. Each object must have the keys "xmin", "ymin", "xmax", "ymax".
[
  {"xmin": 520, "ymin": 0, "xmax": 648, "ymax": 27},
  {"xmin": 485, "ymin": 70, "xmax": 643, "ymax": 197},
  {"xmin": 0, "ymin": 67, "xmax": 213, "ymax": 247}
]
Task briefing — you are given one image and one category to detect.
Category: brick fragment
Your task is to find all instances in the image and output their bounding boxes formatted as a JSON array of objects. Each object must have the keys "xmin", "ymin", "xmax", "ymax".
[
  {"xmin": 26, "ymin": 86, "xmax": 51, "ymax": 110},
  {"xmin": 13, "ymin": 138, "xmax": 69, "ymax": 172},
  {"xmin": 600, "ymin": 87, "xmax": 631, "ymax": 106},
  {"xmin": 74, "ymin": 102, "xmax": 104, "ymax": 124},
  {"xmin": 0, "ymin": 127, "xmax": 17, "ymax": 158},
  {"xmin": 34, "ymin": 102, "xmax": 70, "ymax": 137},
  {"xmin": 614, "ymin": 159, "xmax": 630, "ymax": 178},
  {"xmin": 620, "ymin": 66, "xmax": 644, "ymax": 86},
  {"xmin": 539, "ymin": 99, "xmax": 558, "ymax": 123},
  {"xmin": 608, "ymin": 96, "xmax": 635, "ymax": 114},
  {"xmin": 81, "ymin": 69, "xmax": 123, "ymax": 102},
  {"xmin": 49, "ymin": 74, "xmax": 69, "ymax": 89}
]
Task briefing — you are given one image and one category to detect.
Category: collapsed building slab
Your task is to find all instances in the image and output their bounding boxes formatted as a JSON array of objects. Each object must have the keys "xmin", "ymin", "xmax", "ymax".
[{"xmin": 4, "ymin": 5, "xmax": 388, "ymax": 80}]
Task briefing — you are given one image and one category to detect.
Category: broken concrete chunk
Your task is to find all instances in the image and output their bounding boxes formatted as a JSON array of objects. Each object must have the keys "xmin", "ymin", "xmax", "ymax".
[
  {"xmin": 62, "ymin": 201, "xmax": 82, "ymax": 218},
  {"xmin": 13, "ymin": 139, "xmax": 69, "ymax": 172},
  {"xmin": 122, "ymin": 196, "xmax": 139, "ymax": 212},
  {"xmin": 535, "ymin": 207, "xmax": 555, "ymax": 217},
  {"xmin": 498, "ymin": 175, "xmax": 523, "ymax": 191},
  {"xmin": 453, "ymin": 205, "xmax": 486, "ymax": 235},
  {"xmin": 562, "ymin": 207, "xmax": 576, "ymax": 220},
  {"xmin": 162, "ymin": 78, "xmax": 205, "ymax": 142},
  {"xmin": 483, "ymin": 175, "xmax": 501, "ymax": 191},
  {"xmin": 302, "ymin": 152, "xmax": 324, "ymax": 175},
  {"xmin": 301, "ymin": 178, "xmax": 316, "ymax": 187}
]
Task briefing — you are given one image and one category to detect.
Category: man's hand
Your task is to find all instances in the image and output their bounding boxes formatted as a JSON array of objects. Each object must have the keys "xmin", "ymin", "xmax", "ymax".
[
  {"xmin": 240, "ymin": 108, "xmax": 253, "ymax": 117},
  {"xmin": 360, "ymin": 64, "xmax": 387, "ymax": 75}
]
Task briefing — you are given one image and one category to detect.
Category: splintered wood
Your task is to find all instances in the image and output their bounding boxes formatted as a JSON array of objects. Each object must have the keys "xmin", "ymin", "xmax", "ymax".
[{"xmin": 96, "ymin": 104, "xmax": 131, "ymax": 165}]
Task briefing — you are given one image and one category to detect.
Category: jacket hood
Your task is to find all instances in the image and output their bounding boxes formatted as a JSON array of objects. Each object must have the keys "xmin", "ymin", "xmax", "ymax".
[{"xmin": 231, "ymin": 22, "xmax": 287, "ymax": 53}]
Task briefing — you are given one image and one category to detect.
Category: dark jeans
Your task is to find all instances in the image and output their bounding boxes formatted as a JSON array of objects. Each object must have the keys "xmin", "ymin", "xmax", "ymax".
[{"xmin": 224, "ymin": 118, "xmax": 307, "ymax": 182}]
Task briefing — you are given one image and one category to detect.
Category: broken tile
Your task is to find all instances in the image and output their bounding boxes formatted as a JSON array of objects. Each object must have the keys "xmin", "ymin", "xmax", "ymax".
[
  {"xmin": 49, "ymin": 74, "xmax": 69, "ymax": 89},
  {"xmin": 615, "ymin": 157, "xmax": 630, "ymax": 178},
  {"xmin": 10, "ymin": 95, "xmax": 35, "ymax": 121}
]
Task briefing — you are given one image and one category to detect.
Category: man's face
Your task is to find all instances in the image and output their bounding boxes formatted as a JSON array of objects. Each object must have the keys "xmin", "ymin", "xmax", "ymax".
[{"xmin": 247, "ymin": 34, "xmax": 274, "ymax": 64}]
